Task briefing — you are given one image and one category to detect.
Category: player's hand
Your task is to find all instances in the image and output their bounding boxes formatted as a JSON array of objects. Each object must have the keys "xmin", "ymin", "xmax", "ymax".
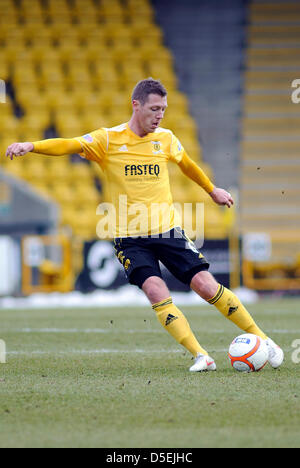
[
  {"xmin": 209, "ymin": 187, "xmax": 234, "ymax": 208},
  {"xmin": 5, "ymin": 142, "xmax": 34, "ymax": 160}
]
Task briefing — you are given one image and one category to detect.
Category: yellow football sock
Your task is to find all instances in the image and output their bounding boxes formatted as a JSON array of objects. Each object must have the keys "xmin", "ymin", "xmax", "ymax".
[
  {"xmin": 208, "ymin": 285, "xmax": 267, "ymax": 340},
  {"xmin": 152, "ymin": 297, "xmax": 208, "ymax": 357}
]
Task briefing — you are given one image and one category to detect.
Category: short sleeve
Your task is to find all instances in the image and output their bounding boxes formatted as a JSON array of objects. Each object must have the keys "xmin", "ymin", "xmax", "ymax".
[
  {"xmin": 169, "ymin": 132, "xmax": 185, "ymax": 164},
  {"xmin": 75, "ymin": 128, "xmax": 108, "ymax": 163}
]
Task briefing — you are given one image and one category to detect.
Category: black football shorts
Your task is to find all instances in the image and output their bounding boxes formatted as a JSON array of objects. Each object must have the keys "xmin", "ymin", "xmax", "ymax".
[{"xmin": 114, "ymin": 227, "xmax": 210, "ymax": 288}]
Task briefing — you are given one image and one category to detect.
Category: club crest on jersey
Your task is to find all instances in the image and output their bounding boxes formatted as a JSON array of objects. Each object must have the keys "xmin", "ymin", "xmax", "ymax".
[{"xmin": 151, "ymin": 141, "xmax": 163, "ymax": 154}]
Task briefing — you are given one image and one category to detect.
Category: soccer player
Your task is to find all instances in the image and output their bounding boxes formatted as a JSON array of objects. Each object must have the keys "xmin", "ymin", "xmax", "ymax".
[{"xmin": 6, "ymin": 78, "xmax": 284, "ymax": 372}]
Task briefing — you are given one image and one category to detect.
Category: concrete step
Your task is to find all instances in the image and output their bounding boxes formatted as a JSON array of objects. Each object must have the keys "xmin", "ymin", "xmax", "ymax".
[
  {"xmin": 241, "ymin": 139, "xmax": 300, "ymax": 155},
  {"xmin": 240, "ymin": 211, "xmax": 300, "ymax": 228}
]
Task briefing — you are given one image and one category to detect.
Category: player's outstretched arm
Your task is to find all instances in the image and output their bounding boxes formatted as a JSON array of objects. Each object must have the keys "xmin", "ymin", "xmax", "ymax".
[
  {"xmin": 178, "ymin": 152, "xmax": 233, "ymax": 208},
  {"xmin": 6, "ymin": 138, "xmax": 82, "ymax": 160},
  {"xmin": 178, "ymin": 151, "xmax": 214, "ymax": 193}
]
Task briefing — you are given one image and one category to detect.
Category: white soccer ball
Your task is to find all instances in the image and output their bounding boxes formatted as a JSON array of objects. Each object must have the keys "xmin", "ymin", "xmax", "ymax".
[{"xmin": 228, "ymin": 333, "xmax": 269, "ymax": 372}]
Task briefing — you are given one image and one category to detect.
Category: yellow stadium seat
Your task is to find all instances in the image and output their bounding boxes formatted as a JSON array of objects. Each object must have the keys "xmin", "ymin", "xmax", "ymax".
[
  {"xmin": 73, "ymin": 0, "xmax": 97, "ymax": 12},
  {"xmin": 50, "ymin": 25, "xmax": 77, "ymax": 43},
  {"xmin": 99, "ymin": 4, "xmax": 125, "ymax": 24},
  {"xmin": 66, "ymin": 68, "xmax": 91, "ymax": 88},
  {"xmin": 96, "ymin": 93, "xmax": 131, "ymax": 119},
  {"xmin": 99, "ymin": 23, "xmax": 129, "ymax": 44},
  {"xmin": 1, "ymin": 137, "xmax": 19, "ymax": 160},
  {"xmin": 33, "ymin": 53, "xmax": 61, "ymax": 71},
  {"xmin": 60, "ymin": 206, "xmax": 77, "ymax": 226},
  {"xmin": 2, "ymin": 27, "xmax": 24, "ymax": 44},
  {"xmin": 22, "ymin": 160, "xmax": 47, "ymax": 182},
  {"xmin": 18, "ymin": 128, "xmax": 45, "ymax": 143},
  {"xmin": 120, "ymin": 67, "xmax": 147, "ymax": 88},
  {"xmin": 110, "ymin": 43, "xmax": 139, "ymax": 62},
  {"xmin": 76, "ymin": 14, "xmax": 99, "ymax": 27},
  {"xmin": 19, "ymin": 0, "xmax": 44, "ymax": 15},
  {"xmin": 21, "ymin": 15, "xmax": 46, "ymax": 27},
  {"xmin": 47, "ymin": 13, "xmax": 73, "ymax": 27},
  {"xmin": 51, "ymin": 185, "xmax": 75, "ymax": 206},
  {"xmin": 68, "ymin": 89, "xmax": 94, "ymax": 108},
  {"xmin": 46, "ymin": 94, "xmax": 75, "ymax": 114},
  {"xmin": 109, "ymin": 110, "xmax": 131, "ymax": 126},
  {"xmin": 139, "ymin": 45, "xmax": 174, "ymax": 67},
  {"xmin": 0, "ymin": 115, "xmax": 20, "ymax": 136},
  {"xmin": 45, "ymin": 157, "xmax": 70, "ymax": 169},
  {"xmin": 13, "ymin": 69, "xmax": 38, "ymax": 88},
  {"xmin": 0, "ymin": 2, "xmax": 18, "ymax": 15},
  {"xmin": 29, "ymin": 43, "xmax": 57, "ymax": 63},
  {"xmin": 80, "ymin": 114, "xmax": 108, "ymax": 134},
  {"xmin": 72, "ymin": 206, "xmax": 98, "ymax": 225},
  {"xmin": 55, "ymin": 117, "xmax": 84, "ymax": 138},
  {"xmin": 68, "ymin": 163, "xmax": 94, "ymax": 182},
  {"xmin": 180, "ymin": 139, "xmax": 201, "ymax": 162},
  {"xmin": 55, "ymin": 43, "xmax": 80, "ymax": 62},
  {"xmin": 3, "ymin": 44, "xmax": 26, "ymax": 65},
  {"xmin": 39, "ymin": 86, "xmax": 68, "ymax": 109},
  {"xmin": 17, "ymin": 90, "xmax": 47, "ymax": 113},
  {"xmin": 39, "ymin": 58, "xmax": 62, "ymax": 72},
  {"xmin": 76, "ymin": 24, "xmax": 101, "ymax": 42},
  {"xmin": 73, "ymin": 185, "xmax": 101, "ymax": 206},
  {"xmin": 130, "ymin": 23, "xmax": 163, "ymax": 45},
  {"xmin": 70, "ymin": 82, "xmax": 95, "ymax": 97},
  {"xmin": 12, "ymin": 49, "xmax": 34, "ymax": 68},
  {"xmin": 167, "ymin": 91, "xmax": 189, "ymax": 114},
  {"xmin": 94, "ymin": 67, "xmax": 119, "ymax": 89},
  {"xmin": 22, "ymin": 23, "xmax": 50, "ymax": 40},
  {"xmin": 4, "ymin": 161, "xmax": 27, "ymax": 181},
  {"xmin": 127, "ymin": 0, "xmax": 154, "ymax": 18},
  {"xmin": 149, "ymin": 72, "xmax": 177, "ymax": 91},
  {"xmin": 47, "ymin": 162, "xmax": 76, "ymax": 184}
]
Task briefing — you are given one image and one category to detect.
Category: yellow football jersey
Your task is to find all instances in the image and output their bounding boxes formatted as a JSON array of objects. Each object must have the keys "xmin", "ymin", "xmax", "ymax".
[{"xmin": 76, "ymin": 122, "xmax": 185, "ymax": 238}]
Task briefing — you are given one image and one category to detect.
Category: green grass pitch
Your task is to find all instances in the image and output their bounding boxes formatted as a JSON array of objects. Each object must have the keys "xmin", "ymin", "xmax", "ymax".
[{"xmin": 0, "ymin": 298, "xmax": 299, "ymax": 448}]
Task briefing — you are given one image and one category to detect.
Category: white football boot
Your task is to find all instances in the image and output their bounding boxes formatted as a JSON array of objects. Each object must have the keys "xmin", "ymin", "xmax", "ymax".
[
  {"xmin": 265, "ymin": 338, "xmax": 284, "ymax": 369},
  {"xmin": 189, "ymin": 353, "xmax": 217, "ymax": 372}
]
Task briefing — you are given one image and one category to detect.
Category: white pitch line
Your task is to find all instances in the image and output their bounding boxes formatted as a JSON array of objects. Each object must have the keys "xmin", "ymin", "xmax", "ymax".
[
  {"xmin": 5, "ymin": 349, "xmax": 185, "ymax": 356},
  {"xmin": 4, "ymin": 328, "xmax": 164, "ymax": 334},
  {"xmin": 6, "ymin": 348, "xmax": 229, "ymax": 356},
  {"xmin": 3, "ymin": 328, "xmax": 300, "ymax": 335}
]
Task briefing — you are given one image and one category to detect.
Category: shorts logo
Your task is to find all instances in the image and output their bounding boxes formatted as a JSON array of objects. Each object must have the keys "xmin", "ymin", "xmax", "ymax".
[
  {"xmin": 165, "ymin": 314, "xmax": 179, "ymax": 326},
  {"xmin": 117, "ymin": 251, "xmax": 131, "ymax": 270},
  {"xmin": 124, "ymin": 258, "xmax": 131, "ymax": 270}
]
